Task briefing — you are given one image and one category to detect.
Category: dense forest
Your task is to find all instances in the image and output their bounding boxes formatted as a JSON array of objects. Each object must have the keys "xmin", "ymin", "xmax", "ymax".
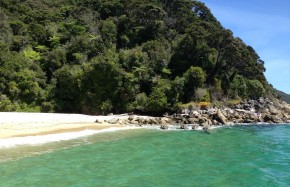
[{"xmin": 0, "ymin": 0, "xmax": 278, "ymax": 114}]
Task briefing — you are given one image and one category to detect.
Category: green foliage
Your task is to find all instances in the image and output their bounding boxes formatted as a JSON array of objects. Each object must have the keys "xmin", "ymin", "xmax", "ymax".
[
  {"xmin": 275, "ymin": 89, "xmax": 290, "ymax": 104},
  {"xmin": 0, "ymin": 0, "xmax": 274, "ymax": 114},
  {"xmin": 182, "ymin": 66, "xmax": 206, "ymax": 102},
  {"xmin": 228, "ymin": 74, "xmax": 247, "ymax": 99},
  {"xmin": 246, "ymin": 79, "xmax": 265, "ymax": 98},
  {"xmin": 23, "ymin": 48, "xmax": 42, "ymax": 61},
  {"xmin": 195, "ymin": 88, "xmax": 210, "ymax": 102}
]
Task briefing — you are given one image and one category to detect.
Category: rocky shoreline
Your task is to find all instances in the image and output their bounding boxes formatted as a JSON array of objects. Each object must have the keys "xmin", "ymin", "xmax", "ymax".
[{"xmin": 96, "ymin": 97, "xmax": 290, "ymax": 132}]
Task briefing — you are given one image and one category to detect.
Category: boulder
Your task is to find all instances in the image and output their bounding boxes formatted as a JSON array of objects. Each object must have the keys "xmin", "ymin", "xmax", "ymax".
[
  {"xmin": 130, "ymin": 120, "xmax": 140, "ymax": 125},
  {"xmin": 234, "ymin": 118, "xmax": 244, "ymax": 123},
  {"xmin": 192, "ymin": 124, "xmax": 199, "ymax": 130},
  {"xmin": 161, "ymin": 117, "xmax": 170, "ymax": 125},
  {"xmin": 243, "ymin": 119, "xmax": 255, "ymax": 124},
  {"xmin": 200, "ymin": 121, "xmax": 209, "ymax": 127},
  {"xmin": 258, "ymin": 107, "xmax": 269, "ymax": 114},
  {"xmin": 150, "ymin": 118, "xmax": 159, "ymax": 124},
  {"xmin": 268, "ymin": 105, "xmax": 279, "ymax": 115},
  {"xmin": 258, "ymin": 97, "xmax": 265, "ymax": 104},
  {"xmin": 202, "ymin": 125, "xmax": 210, "ymax": 133},
  {"xmin": 118, "ymin": 119, "xmax": 127, "ymax": 125},
  {"xmin": 212, "ymin": 119, "xmax": 220, "ymax": 125},
  {"xmin": 233, "ymin": 112, "xmax": 240, "ymax": 119},
  {"xmin": 160, "ymin": 124, "xmax": 169, "ymax": 130},
  {"xmin": 107, "ymin": 118, "xmax": 119, "ymax": 124},
  {"xmin": 264, "ymin": 114, "xmax": 283, "ymax": 123},
  {"xmin": 198, "ymin": 117, "xmax": 207, "ymax": 124},
  {"xmin": 208, "ymin": 119, "xmax": 213, "ymax": 126},
  {"xmin": 180, "ymin": 124, "xmax": 186, "ymax": 129},
  {"xmin": 163, "ymin": 112, "xmax": 169, "ymax": 117},
  {"xmin": 215, "ymin": 109, "xmax": 228, "ymax": 125},
  {"xmin": 188, "ymin": 117, "xmax": 199, "ymax": 124}
]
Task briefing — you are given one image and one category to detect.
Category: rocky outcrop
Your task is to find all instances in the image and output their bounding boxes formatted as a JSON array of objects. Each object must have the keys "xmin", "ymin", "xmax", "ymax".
[{"xmin": 96, "ymin": 97, "xmax": 290, "ymax": 132}]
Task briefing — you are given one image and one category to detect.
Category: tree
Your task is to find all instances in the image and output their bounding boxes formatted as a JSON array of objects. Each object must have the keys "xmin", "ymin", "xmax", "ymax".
[
  {"xmin": 247, "ymin": 79, "xmax": 265, "ymax": 98},
  {"xmin": 228, "ymin": 74, "xmax": 247, "ymax": 99},
  {"xmin": 182, "ymin": 66, "xmax": 206, "ymax": 102}
]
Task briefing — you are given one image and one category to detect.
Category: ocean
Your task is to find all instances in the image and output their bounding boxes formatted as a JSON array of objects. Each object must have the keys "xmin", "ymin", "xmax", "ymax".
[{"xmin": 0, "ymin": 125, "xmax": 290, "ymax": 186}]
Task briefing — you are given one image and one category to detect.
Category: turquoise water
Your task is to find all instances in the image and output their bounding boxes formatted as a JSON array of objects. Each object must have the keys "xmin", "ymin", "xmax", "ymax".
[{"xmin": 1, "ymin": 125, "xmax": 290, "ymax": 186}]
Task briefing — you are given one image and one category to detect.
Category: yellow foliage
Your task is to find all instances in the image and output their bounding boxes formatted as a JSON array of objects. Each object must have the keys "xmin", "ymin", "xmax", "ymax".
[
  {"xmin": 196, "ymin": 102, "xmax": 211, "ymax": 107},
  {"xmin": 178, "ymin": 101, "xmax": 212, "ymax": 109},
  {"xmin": 225, "ymin": 99, "xmax": 242, "ymax": 106}
]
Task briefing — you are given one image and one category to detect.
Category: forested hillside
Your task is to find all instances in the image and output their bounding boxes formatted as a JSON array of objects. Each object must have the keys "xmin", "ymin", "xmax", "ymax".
[
  {"xmin": 0, "ymin": 0, "xmax": 276, "ymax": 114},
  {"xmin": 275, "ymin": 89, "xmax": 290, "ymax": 104}
]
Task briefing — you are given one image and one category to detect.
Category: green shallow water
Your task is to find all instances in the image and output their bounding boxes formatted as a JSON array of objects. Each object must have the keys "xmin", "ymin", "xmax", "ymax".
[{"xmin": 1, "ymin": 125, "xmax": 290, "ymax": 187}]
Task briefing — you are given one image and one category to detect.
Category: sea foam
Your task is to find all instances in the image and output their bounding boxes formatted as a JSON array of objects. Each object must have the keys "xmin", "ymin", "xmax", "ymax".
[{"xmin": 0, "ymin": 127, "xmax": 139, "ymax": 148}]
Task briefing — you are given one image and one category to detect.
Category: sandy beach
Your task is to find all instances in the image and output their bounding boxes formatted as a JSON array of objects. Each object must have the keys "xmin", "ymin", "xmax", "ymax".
[{"xmin": 0, "ymin": 112, "xmax": 128, "ymax": 139}]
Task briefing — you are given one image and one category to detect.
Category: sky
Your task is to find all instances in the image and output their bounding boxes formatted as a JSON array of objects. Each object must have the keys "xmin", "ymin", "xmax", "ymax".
[{"xmin": 199, "ymin": 0, "xmax": 290, "ymax": 94}]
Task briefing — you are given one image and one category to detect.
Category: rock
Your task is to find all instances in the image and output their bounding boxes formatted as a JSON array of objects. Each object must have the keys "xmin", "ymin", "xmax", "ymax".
[
  {"xmin": 242, "ymin": 103, "xmax": 250, "ymax": 109},
  {"xmin": 182, "ymin": 118, "xmax": 189, "ymax": 124},
  {"xmin": 130, "ymin": 120, "xmax": 140, "ymax": 125},
  {"xmin": 188, "ymin": 117, "xmax": 199, "ymax": 124},
  {"xmin": 258, "ymin": 107, "xmax": 269, "ymax": 114},
  {"xmin": 188, "ymin": 110, "xmax": 194, "ymax": 118},
  {"xmin": 201, "ymin": 114, "xmax": 210, "ymax": 119},
  {"xmin": 208, "ymin": 119, "xmax": 213, "ymax": 126},
  {"xmin": 160, "ymin": 117, "xmax": 171, "ymax": 125},
  {"xmin": 199, "ymin": 117, "xmax": 207, "ymax": 124},
  {"xmin": 264, "ymin": 114, "xmax": 283, "ymax": 123},
  {"xmin": 163, "ymin": 112, "xmax": 169, "ymax": 117},
  {"xmin": 248, "ymin": 114, "xmax": 258, "ymax": 121},
  {"xmin": 180, "ymin": 124, "xmax": 186, "ymax": 129},
  {"xmin": 107, "ymin": 118, "xmax": 119, "ymax": 124},
  {"xmin": 268, "ymin": 105, "xmax": 279, "ymax": 115},
  {"xmin": 160, "ymin": 124, "xmax": 169, "ymax": 130},
  {"xmin": 284, "ymin": 106, "xmax": 290, "ymax": 114},
  {"xmin": 235, "ymin": 104, "xmax": 242, "ymax": 109},
  {"xmin": 203, "ymin": 125, "xmax": 210, "ymax": 133},
  {"xmin": 150, "ymin": 118, "xmax": 159, "ymax": 124},
  {"xmin": 234, "ymin": 118, "xmax": 244, "ymax": 123},
  {"xmin": 215, "ymin": 109, "xmax": 228, "ymax": 125},
  {"xmin": 212, "ymin": 120, "xmax": 220, "ymax": 125},
  {"xmin": 258, "ymin": 97, "xmax": 265, "ymax": 104},
  {"xmin": 192, "ymin": 124, "xmax": 199, "ymax": 130},
  {"xmin": 200, "ymin": 121, "xmax": 209, "ymax": 127},
  {"xmin": 128, "ymin": 115, "xmax": 134, "ymax": 121},
  {"xmin": 233, "ymin": 112, "xmax": 240, "ymax": 119},
  {"xmin": 182, "ymin": 108, "xmax": 190, "ymax": 115},
  {"xmin": 257, "ymin": 114, "xmax": 264, "ymax": 122},
  {"xmin": 244, "ymin": 119, "xmax": 255, "ymax": 123},
  {"xmin": 118, "ymin": 119, "xmax": 126, "ymax": 125}
]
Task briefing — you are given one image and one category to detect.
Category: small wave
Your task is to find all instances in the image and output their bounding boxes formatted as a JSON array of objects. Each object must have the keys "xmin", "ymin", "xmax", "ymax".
[{"xmin": 0, "ymin": 127, "xmax": 139, "ymax": 148}]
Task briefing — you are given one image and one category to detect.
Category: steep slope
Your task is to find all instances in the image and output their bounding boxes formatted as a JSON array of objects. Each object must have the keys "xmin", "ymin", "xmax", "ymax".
[
  {"xmin": 275, "ymin": 89, "xmax": 290, "ymax": 103},
  {"xmin": 0, "ymin": 0, "xmax": 275, "ymax": 114}
]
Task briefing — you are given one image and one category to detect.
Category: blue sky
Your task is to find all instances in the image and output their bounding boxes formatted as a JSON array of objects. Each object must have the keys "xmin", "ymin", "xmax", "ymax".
[{"xmin": 199, "ymin": 0, "xmax": 290, "ymax": 94}]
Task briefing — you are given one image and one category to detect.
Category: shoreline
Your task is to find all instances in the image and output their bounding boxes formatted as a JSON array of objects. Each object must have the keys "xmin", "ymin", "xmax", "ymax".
[
  {"xmin": 1, "ymin": 97, "xmax": 290, "ymax": 148},
  {"xmin": 0, "ymin": 112, "xmax": 130, "ymax": 139}
]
